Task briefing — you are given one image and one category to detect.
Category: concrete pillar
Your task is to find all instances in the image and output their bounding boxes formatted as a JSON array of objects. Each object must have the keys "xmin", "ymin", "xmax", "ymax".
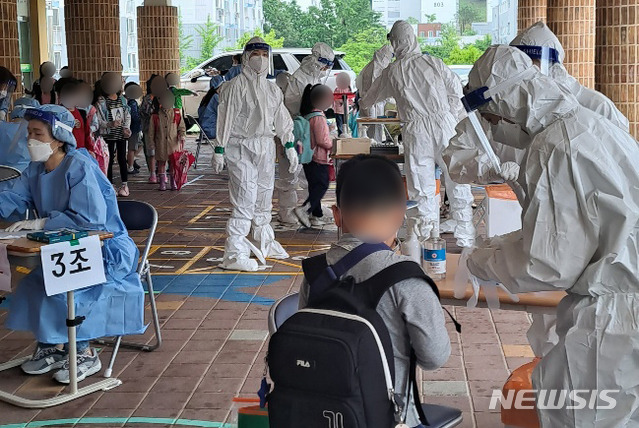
[
  {"xmin": 596, "ymin": 1, "xmax": 639, "ymax": 137},
  {"xmin": 1, "ymin": 0, "xmax": 22, "ymax": 97},
  {"xmin": 137, "ymin": 5, "xmax": 180, "ymax": 86},
  {"xmin": 64, "ymin": 0, "xmax": 121, "ymax": 84},
  {"xmin": 547, "ymin": 0, "xmax": 596, "ymax": 88},
  {"xmin": 517, "ymin": 0, "xmax": 547, "ymax": 34}
]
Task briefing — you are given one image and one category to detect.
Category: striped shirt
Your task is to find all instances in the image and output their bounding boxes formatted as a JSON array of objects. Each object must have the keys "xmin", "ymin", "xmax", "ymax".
[{"xmin": 105, "ymin": 97, "xmax": 125, "ymax": 141}]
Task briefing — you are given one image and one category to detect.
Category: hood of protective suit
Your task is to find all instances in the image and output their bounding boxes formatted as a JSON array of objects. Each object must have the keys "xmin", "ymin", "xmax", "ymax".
[
  {"xmin": 357, "ymin": 44, "xmax": 393, "ymax": 95},
  {"xmin": 388, "ymin": 20, "xmax": 421, "ymax": 60},
  {"xmin": 511, "ymin": 21, "xmax": 565, "ymax": 63},
  {"xmin": 25, "ymin": 104, "xmax": 77, "ymax": 149},
  {"xmin": 468, "ymin": 45, "xmax": 578, "ymax": 139},
  {"xmin": 298, "ymin": 42, "xmax": 335, "ymax": 80},
  {"xmin": 242, "ymin": 36, "xmax": 270, "ymax": 80}
]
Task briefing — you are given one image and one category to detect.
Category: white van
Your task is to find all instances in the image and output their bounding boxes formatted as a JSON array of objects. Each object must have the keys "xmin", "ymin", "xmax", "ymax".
[{"xmin": 181, "ymin": 48, "xmax": 357, "ymax": 118}]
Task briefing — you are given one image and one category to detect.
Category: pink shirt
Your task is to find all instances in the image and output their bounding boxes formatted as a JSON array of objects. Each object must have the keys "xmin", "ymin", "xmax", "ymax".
[
  {"xmin": 333, "ymin": 87, "xmax": 353, "ymax": 115},
  {"xmin": 309, "ymin": 109, "xmax": 333, "ymax": 165}
]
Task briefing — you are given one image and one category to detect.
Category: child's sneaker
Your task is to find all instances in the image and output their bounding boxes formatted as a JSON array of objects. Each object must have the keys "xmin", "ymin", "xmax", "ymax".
[
  {"xmin": 148, "ymin": 173, "xmax": 158, "ymax": 184},
  {"xmin": 21, "ymin": 346, "xmax": 67, "ymax": 375},
  {"xmin": 117, "ymin": 184, "xmax": 130, "ymax": 197},
  {"xmin": 127, "ymin": 167, "xmax": 139, "ymax": 175},
  {"xmin": 53, "ymin": 348, "xmax": 102, "ymax": 384},
  {"xmin": 310, "ymin": 216, "xmax": 327, "ymax": 227},
  {"xmin": 170, "ymin": 176, "xmax": 178, "ymax": 191},
  {"xmin": 159, "ymin": 174, "xmax": 167, "ymax": 191}
]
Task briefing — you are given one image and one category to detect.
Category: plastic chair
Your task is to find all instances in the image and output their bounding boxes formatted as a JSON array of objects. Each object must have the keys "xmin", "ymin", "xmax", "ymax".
[
  {"xmin": 99, "ymin": 200, "xmax": 160, "ymax": 378},
  {"xmin": 268, "ymin": 292, "xmax": 463, "ymax": 428},
  {"xmin": 0, "ymin": 165, "xmax": 20, "ymax": 182},
  {"xmin": 188, "ymin": 115, "xmax": 213, "ymax": 169}
]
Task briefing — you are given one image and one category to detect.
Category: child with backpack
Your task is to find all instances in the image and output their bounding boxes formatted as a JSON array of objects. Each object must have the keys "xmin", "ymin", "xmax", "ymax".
[
  {"xmin": 147, "ymin": 91, "xmax": 186, "ymax": 191},
  {"xmin": 294, "ymin": 84, "xmax": 334, "ymax": 228},
  {"xmin": 269, "ymin": 155, "xmax": 454, "ymax": 428}
]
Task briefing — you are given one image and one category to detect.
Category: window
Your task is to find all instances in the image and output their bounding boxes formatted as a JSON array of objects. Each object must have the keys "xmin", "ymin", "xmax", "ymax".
[
  {"xmin": 127, "ymin": 18, "xmax": 136, "ymax": 46},
  {"xmin": 419, "ymin": 31, "xmax": 425, "ymax": 37},
  {"xmin": 54, "ymin": 52, "xmax": 62, "ymax": 70},
  {"xmin": 205, "ymin": 55, "xmax": 234, "ymax": 73},
  {"xmin": 273, "ymin": 54, "xmax": 288, "ymax": 72},
  {"xmin": 388, "ymin": 11, "xmax": 400, "ymax": 18},
  {"xmin": 52, "ymin": 9, "xmax": 60, "ymax": 26},
  {"xmin": 126, "ymin": 0, "xmax": 135, "ymax": 14},
  {"xmin": 127, "ymin": 53, "xmax": 137, "ymax": 71},
  {"xmin": 436, "ymin": 31, "xmax": 441, "ymax": 37},
  {"xmin": 428, "ymin": 30, "xmax": 433, "ymax": 37}
]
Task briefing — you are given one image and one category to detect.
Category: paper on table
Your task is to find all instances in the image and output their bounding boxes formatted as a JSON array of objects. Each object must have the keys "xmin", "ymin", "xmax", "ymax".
[
  {"xmin": 0, "ymin": 244, "xmax": 10, "ymax": 292},
  {"xmin": 0, "ymin": 231, "xmax": 30, "ymax": 240}
]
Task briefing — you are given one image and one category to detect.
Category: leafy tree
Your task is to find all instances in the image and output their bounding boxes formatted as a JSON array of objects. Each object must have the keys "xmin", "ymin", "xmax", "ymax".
[
  {"xmin": 422, "ymin": 23, "xmax": 460, "ymax": 59},
  {"xmin": 337, "ymin": 27, "xmax": 388, "ymax": 74},
  {"xmin": 233, "ymin": 28, "xmax": 285, "ymax": 50},
  {"xmin": 178, "ymin": 13, "xmax": 194, "ymax": 73},
  {"xmin": 456, "ymin": 3, "xmax": 482, "ymax": 34},
  {"xmin": 264, "ymin": 0, "xmax": 382, "ymax": 49},
  {"xmin": 424, "ymin": 13, "xmax": 437, "ymax": 23},
  {"xmin": 422, "ymin": 23, "xmax": 487, "ymax": 65},
  {"xmin": 474, "ymin": 34, "xmax": 492, "ymax": 51},
  {"xmin": 445, "ymin": 45, "xmax": 483, "ymax": 65},
  {"xmin": 406, "ymin": 17, "xmax": 419, "ymax": 25},
  {"xmin": 186, "ymin": 15, "xmax": 224, "ymax": 70}
]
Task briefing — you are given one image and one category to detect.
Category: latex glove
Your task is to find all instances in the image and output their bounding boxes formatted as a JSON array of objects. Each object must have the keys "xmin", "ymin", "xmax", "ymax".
[
  {"xmin": 211, "ymin": 153, "xmax": 225, "ymax": 174},
  {"xmin": 6, "ymin": 218, "xmax": 46, "ymax": 232},
  {"xmin": 285, "ymin": 147, "xmax": 299, "ymax": 174},
  {"xmin": 500, "ymin": 161, "xmax": 520, "ymax": 181},
  {"xmin": 466, "ymin": 246, "xmax": 519, "ymax": 309}
]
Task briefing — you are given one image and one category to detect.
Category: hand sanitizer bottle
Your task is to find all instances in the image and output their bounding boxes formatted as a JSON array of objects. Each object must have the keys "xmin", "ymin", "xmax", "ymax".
[
  {"xmin": 401, "ymin": 219, "xmax": 422, "ymax": 264},
  {"xmin": 423, "ymin": 225, "xmax": 446, "ymax": 280}
]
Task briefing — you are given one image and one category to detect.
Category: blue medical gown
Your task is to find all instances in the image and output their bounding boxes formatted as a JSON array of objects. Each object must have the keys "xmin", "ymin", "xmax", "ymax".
[
  {"xmin": 0, "ymin": 121, "xmax": 30, "ymax": 173},
  {"xmin": 0, "ymin": 150, "xmax": 146, "ymax": 343},
  {"xmin": 197, "ymin": 93, "xmax": 219, "ymax": 139}
]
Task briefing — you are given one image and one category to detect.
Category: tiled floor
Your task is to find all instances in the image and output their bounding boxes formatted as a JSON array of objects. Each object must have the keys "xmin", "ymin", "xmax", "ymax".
[{"xmin": 0, "ymin": 137, "xmax": 534, "ymax": 427}]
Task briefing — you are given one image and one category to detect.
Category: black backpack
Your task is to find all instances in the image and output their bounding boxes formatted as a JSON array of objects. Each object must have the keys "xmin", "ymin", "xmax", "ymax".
[{"xmin": 267, "ymin": 243, "xmax": 460, "ymax": 428}]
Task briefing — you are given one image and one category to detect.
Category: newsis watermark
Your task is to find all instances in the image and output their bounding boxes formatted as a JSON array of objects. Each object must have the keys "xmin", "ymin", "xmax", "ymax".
[{"xmin": 489, "ymin": 389, "xmax": 619, "ymax": 411}]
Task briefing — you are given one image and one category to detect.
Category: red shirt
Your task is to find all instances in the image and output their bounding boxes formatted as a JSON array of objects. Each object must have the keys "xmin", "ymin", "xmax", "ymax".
[{"xmin": 70, "ymin": 108, "xmax": 93, "ymax": 151}]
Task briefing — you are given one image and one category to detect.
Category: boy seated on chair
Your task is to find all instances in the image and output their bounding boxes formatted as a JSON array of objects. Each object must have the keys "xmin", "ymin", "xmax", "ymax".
[{"xmin": 298, "ymin": 154, "xmax": 451, "ymax": 428}]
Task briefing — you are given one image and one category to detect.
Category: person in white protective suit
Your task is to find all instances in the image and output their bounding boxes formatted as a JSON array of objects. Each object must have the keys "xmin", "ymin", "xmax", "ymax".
[
  {"xmin": 356, "ymin": 44, "xmax": 394, "ymax": 143},
  {"xmin": 213, "ymin": 37, "xmax": 299, "ymax": 272},
  {"xmin": 464, "ymin": 45, "xmax": 639, "ymax": 427},
  {"xmin": 512, "ymin": 21, "xmax": 629, "ymax": 132},
  {"xmin": 277, "ymin": 42, "xmax": 335, "ymax": 226},
  {"xmin": 360, "ymin": 20, "xmax": 474, "ymax": 247}
]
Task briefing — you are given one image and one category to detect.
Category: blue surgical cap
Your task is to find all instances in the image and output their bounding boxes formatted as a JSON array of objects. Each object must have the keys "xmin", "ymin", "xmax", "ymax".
[
  {"xmin": 10, "ymin": 97, "xmax": 40, "ymax": 120},
  {"xmin": 25, "ymin": 104, "xmax": 77, "ymax": 149}
]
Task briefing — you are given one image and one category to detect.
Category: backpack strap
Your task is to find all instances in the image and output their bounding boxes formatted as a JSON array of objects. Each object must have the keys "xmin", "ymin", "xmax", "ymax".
[{"xmin": 304, "ymin": 243, "xmax": 391, "ymax": 304}]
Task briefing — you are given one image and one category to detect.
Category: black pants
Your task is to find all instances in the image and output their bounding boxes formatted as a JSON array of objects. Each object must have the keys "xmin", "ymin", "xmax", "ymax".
[
  {"xmin": 303, "ymin": 161, "xmax": 329, "ymax": 218},
  {"xmin": 107, "ymin": 139, "xmax": 128, "ymax": 184},
  {"xmin": 336, "ymin": 114, "xmax": 345, "ymax": 135}
]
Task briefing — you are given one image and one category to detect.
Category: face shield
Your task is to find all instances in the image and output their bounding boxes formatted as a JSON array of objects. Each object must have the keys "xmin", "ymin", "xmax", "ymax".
[
  {"xmin": 462, "ymin": 67, "xmax": 539, "ymax": 170},
  {"xmin": 244, "ymin": 42, "xmax": 273, "ymax": 77},
  {"xmin": 317, "ymin": 56, "xmax": 334, "ymax": 84},
  {"xmin": 511, "ymin": 45, "xmax": 561, "ymax": 76},
  {"xmin": 24, "ymin": 108, "xmax": 75, "ymax": 147}
]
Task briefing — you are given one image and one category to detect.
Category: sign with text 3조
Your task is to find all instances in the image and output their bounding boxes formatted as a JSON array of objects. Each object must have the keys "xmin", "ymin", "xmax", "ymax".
[
  {"xmin": 0, "ymin": 244, "xmax": 10, "ymax": 292},
  {"xmin": 41, "ymin": 235, "xmax": 106, "ymax": 296}
]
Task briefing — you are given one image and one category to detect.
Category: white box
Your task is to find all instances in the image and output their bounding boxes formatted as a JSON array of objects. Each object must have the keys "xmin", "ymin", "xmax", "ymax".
[{"xmin": 485, "ymin": 185, "xmax": 522, "ymax": 237}]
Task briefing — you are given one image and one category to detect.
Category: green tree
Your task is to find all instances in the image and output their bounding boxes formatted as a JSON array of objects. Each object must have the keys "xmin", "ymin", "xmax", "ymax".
[
  {"xmin": 422, "ymin": 23, "xmax": 460, "ymax": 59},
  {"xmin": 178, "ymin": 13, "xmax": 194, "ymax": 73},
  {"xmin": 233, "ymin": 28, "xmax": 285, "ymax": 50},
  {"xmin": 406, "ymin": 16, "xmax": 419, "ymax": 25},
  {"xmin": 336, "ymin": 26, "xmax": 388, "ymax": 74},
  {"xmin": 456, "ymin": 3, "xmax": 482, "ymax": 34},
  {"xmin": 445, "ymin": 45, "xmax": 483, "ymax": 65},
  {"xmin": 474, "ymin": 34, "xmax": 492, "ymax": 51},
  {"xmin": 186, "ymin": 15, "xmax": 224, "ymax": 69},
  {"xmin": 264, "ymin": 0, "xmax": 382, "ymax": 49},
  {"xmin": 424, "ymin": 13, "xmax": 437, "ymax": 23}
]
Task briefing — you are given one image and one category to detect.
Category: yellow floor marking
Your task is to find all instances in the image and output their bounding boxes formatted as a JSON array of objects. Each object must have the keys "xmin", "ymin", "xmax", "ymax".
[
  {"xmin": 175, "ymin": 246, "xmax": 212, "ymax": 274},
  {"xmin": 188, "ymin": 205, "xmax": 216, "ymax": 224},
  {"xmin": 267, "ymin": 259, "xmax": 301, "ymax": 269}
]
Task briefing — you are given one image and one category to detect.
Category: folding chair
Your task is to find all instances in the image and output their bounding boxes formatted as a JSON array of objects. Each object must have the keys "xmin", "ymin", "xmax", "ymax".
[
  {"xmin": 99, "ymin": 200, "xmax": 160, "ymax": 378},
  {"xmin": 187, "ymin": 115, "xmax": 214, "ymax": 169},
  {"xmin": 0, "ymin": 165, "xmax": 20, "ymax": 182},
  {"xmin": 267, "ymin": 292, "xmax": 463, "ymax": 428}
]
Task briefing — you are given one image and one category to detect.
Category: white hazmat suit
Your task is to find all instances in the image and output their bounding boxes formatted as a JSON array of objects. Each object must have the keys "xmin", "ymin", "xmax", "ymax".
[
  {"xmin": 356, "ymin": 44, "xmax": 393, "ymax": 143},
  {"xmin": 360, "ymin": 20, "xmax": 474, "ymax": 246},
  {"xmin": 277, "ymin": 42, "xmax": 335, "ymax": 225},
  {"xmin": 466, "ymin": 45, "xmax": 639, "ymax": 427},
  {"xmin": 215, "ymin": 38, "xmax": 298, "ymax": 272}
]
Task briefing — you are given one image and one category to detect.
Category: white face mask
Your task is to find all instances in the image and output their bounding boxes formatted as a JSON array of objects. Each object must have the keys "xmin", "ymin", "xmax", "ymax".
[
  {"xmin": 27, "ymin": 139, "xmax": 55, "ymax": 162},
  {"xmin": 249, "ymin": 56, "xmax": 269, "ymax": 75}
]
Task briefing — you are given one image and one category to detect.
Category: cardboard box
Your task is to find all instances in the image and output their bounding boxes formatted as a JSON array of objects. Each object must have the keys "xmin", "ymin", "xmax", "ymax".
[{"xmin": 332, "ymin": 137, "xmax": 371, "ymax": 156}]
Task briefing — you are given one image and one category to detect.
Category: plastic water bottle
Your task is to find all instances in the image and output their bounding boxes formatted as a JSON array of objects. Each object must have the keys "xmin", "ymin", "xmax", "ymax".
[
  {"xmin": 423, "ymin": 226, "xmax": 446, "ymax": 280},
  {"xmin": 401, "ymin": 219, "xmax": 422, "ymax": 264}
]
